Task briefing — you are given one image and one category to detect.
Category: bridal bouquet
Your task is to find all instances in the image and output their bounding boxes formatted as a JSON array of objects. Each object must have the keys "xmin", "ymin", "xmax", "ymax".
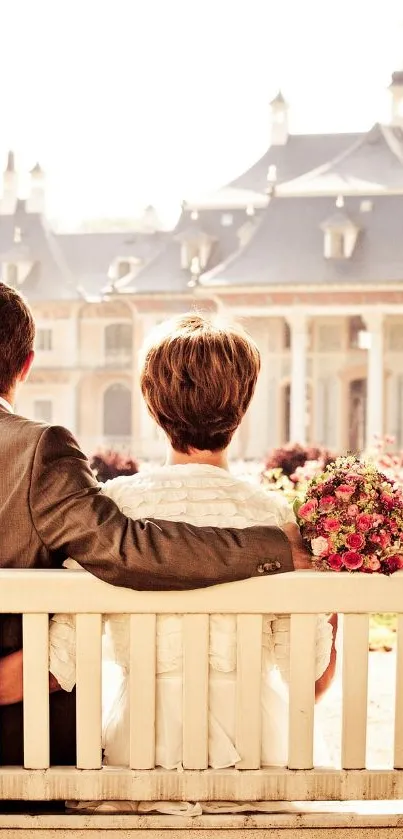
[{"xmin": 294, "ymin": 455, "xmax": 403, "ymax": 574}]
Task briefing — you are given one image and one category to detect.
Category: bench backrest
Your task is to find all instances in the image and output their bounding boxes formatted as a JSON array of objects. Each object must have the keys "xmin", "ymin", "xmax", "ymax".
[{"xmin": 1, "ymin": 568, "xmax": 403, "ymax": 802}]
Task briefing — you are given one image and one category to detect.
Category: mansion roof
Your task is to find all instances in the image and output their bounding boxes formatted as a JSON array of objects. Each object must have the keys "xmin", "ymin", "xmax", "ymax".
[
  {"xmin": 279, "ymin": 124, "xmax": 403, "ymax": 196},
  {"xmin": 0, "ymin": 201, "xmax": 75, "ymax": 300},
  {"xmin": 201, "ymin": 194, "xmax": 403, "ymax": 287},
  {"xmin": 3, "ymin": 101, "xmax": 403, "ymax": 301},
  {"xmin": 229, "ymin": 132, "xmax": 363, "ymax": 193}
]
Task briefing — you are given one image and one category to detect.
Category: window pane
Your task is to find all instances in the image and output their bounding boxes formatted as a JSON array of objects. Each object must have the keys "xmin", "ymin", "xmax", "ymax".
[
  {"xmin": 6, "ymin": 264, "xmax": 18, "ymax": 285},
  {"xmin": 105, "ymin": 323, "xmax": 132, "ymax": 352},
  {"xmin": 36, "ymin": 329, "xmax": 53, "ymax": 351}
]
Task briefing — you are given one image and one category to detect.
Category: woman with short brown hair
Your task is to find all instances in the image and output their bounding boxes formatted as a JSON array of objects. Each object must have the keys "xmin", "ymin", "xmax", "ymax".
[
  {"xmin": 140, "ymin": 312, "xmax": 261, "ymax": 457},
  {"xmin": 49, "ymin": 313, "xmax": 333, "ymax": 769}
]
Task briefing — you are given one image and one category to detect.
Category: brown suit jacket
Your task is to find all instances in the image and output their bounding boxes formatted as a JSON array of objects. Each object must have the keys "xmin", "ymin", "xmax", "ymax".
[{"xmin": 0, "ymin": 406, "xmax": 293, "ymax": 763}]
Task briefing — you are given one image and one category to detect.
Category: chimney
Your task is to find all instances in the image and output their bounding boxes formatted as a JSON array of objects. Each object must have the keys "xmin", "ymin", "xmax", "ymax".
[
  {"xmin": 26, "ymin": 162, "xmax": 46, "ymax": 214},
  {"xmin": 1, "ymin": 151, "xmax": 18, "ymax": 215},
  {"xmin": 269, "ymin": 91, "xmax": 289, "ymax": 146}
]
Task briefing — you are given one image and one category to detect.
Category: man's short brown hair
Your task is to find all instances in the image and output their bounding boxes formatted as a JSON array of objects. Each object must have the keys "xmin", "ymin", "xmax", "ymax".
[
  {"xmin": 140, "ymin": 313, "xmax": 261, "ymax": 453},
  {"xmin": 0, "ymin": 283, "xmax": 35, "ymax": 395}
]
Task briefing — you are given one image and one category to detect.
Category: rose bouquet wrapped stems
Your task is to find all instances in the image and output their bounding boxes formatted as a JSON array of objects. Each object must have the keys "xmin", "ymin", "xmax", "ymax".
[{"xmin": 294, "ymin": 455, "xmax": 403, "ymax": 574}]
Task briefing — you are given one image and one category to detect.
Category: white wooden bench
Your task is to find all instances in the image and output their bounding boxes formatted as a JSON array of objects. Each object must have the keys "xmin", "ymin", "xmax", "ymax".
[{"xmin": 1, "ymin": 568, "xmax": 403, "ymax": 837}]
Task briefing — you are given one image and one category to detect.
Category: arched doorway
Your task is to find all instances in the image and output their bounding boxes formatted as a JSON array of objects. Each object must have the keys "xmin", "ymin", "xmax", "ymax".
[
  {"xmin": 103, "ymin": 383, "xmax": 132, "ymax": 438},
  {"xmin": 348, "ymin": 378, "xmax": 367, "ymax": 453}
]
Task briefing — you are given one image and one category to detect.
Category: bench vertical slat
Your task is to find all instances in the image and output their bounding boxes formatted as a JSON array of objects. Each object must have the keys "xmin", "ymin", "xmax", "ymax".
[
  {"xmin": 129, "ymin": 614, "xmax": 156, "ymax": 769},
  {"xmin": 76, "ymin": 613, "xmax": 102, "ymax": 769},
  {"xmin": 183, "ymin": 614, "xmax": 209, "ymax": 769},
  {"xmin": 288, "ymin": 613, "xmax": 316, "ymax": 770},
  {"xmin": 394, "ymin": 613, "xmax": 403, "ymax": 767},
  {"xmin": 342, "ymin": 613, "xmax": 369, "ymax": 769},
  {"xmin": 236, "ymin": 614, "xmax": 263, "ymax": 769},
  {"xmin": 22, "ymin": 614, "xmax": 50, "ymax": 769}
]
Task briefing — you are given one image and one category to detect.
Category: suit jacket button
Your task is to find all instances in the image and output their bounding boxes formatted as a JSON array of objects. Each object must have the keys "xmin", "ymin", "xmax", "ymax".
[
  {"xmin": 263, "ymin": 561, "xmax": 276, "ymax": 572},
  {"xmin": 257, "ymin": 564, "xmax": 265, "ymax": 574}
]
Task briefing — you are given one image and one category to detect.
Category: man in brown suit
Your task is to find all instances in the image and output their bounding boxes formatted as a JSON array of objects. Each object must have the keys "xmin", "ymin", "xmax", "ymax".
[{"xmin": 0, "ymin": 283, "xmax": 303, "ymax": 765}]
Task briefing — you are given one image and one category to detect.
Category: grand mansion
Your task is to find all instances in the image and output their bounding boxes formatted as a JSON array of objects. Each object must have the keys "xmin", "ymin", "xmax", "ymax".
[{"xmin": 5, "ymin": 68, "xmax": 403, "ymax": 460}]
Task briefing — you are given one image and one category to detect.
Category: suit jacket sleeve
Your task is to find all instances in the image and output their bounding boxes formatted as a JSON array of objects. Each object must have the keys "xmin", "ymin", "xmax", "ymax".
[{"xmin": 29, "ymin": 425, "xmax": 294, "ymax": 590}]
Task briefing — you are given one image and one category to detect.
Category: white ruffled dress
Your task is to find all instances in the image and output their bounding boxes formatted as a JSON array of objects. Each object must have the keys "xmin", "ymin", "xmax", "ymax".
[{"xmin": 49, "ymin": 464, "xmax": 332, "ymax": 768}]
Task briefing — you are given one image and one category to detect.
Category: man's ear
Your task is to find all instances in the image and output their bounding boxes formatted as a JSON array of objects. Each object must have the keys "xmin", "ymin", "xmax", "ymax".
[{"xmin": 19, "ymin": 350, "xmax": 35, "ymax": 383}]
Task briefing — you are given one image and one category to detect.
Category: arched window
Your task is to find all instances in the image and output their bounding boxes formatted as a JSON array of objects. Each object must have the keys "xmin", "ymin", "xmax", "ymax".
[
  {"xmin": 105, "ymin": 323, "xmax": 132, "ymax": 364},
  {"xmin": 103, "ymin": 383, "xmax": 132, "ymax": 438},
  {"xmin": 5, "ymin": 263, "xmax": 18, "ymax": 286}
]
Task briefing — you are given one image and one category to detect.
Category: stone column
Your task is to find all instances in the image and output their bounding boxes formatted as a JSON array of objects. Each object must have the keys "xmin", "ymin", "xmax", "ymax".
[
  {"xmin": 363, "ymin": 311, "xmax": 384, "ymax": 447},
  {"xmin": 287, "ymin": 312, "xmax": 308, "ymax": 444}
]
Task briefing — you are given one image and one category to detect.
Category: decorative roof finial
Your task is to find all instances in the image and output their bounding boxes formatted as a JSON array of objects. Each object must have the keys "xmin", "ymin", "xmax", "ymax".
[
  {"xmin": 270, "ymin": 90, "xmax": 286, "ymax": 106},
  {"xmin": 188, "ymin": 255, "xmax": 201, "ymax": 288},
  {"xmin": 266, "ymin": 164, "xmax": 277, "ymax": 195},
  {"xmin": 30, "ymin": 162, "xmax": 43, "ymax": 176}
]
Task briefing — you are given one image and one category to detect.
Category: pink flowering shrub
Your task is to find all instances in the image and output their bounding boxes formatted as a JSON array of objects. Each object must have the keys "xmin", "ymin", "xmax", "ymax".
[
  {"xmin": 365, "ymin": 435, "xmax": 403, "ymax": 486},
  {"xmin": 295, "ymin": 455, "xmax": 403, "ymax": 574},
  {"xmin": 90, "ymin": 449, "xmax": 139, "ymax": 482},
  {"xmin": 264, "ymin": 444, "xmax": 338, "ymax": 479}
]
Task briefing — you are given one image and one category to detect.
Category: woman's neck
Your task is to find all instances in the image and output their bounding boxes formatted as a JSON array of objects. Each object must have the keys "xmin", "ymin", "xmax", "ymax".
[{"xmin": 166, "ymin": 446, "xmax": 229, "ymax": 470}]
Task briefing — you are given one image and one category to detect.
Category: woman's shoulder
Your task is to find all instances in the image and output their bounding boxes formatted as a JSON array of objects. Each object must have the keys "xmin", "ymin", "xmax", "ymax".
[
  {"xmin": 100, "ymin": 464, "xmax": 295, "ymax": 526},
  {"xmin": 230, "ymin": 480, "xmax": 296, "ymax": 525}
]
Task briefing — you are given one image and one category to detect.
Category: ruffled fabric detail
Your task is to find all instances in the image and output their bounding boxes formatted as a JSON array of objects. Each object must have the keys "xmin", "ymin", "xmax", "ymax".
[
  {"xmin": 49, "ymin": 613, "xmax": 77, "ymax": 692},
  {"xmin": 48, "ymin": 464, "xmax": 332, "ymax": 769}
]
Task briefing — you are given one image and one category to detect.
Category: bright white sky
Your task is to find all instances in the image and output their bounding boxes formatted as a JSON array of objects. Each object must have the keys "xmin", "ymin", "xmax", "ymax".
[{"xmin": 1, "ymin": 0, "xmax": 402, "ymax": 226}]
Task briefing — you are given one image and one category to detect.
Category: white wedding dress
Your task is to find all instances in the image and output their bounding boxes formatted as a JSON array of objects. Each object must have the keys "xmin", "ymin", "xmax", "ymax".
[{"xmin": 49, "ymin": 464, "xmax": 332, "ymax": 768}]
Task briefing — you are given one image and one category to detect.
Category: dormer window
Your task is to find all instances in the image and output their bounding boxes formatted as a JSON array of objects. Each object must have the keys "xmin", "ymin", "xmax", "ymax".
[
  {"xmin": 321, "ymin": 207, "xmax": 359, "ymax": 260},
  {"xmin": 13, "ymin": 226, "xmax": 21, "ymax": 243},
  {"xmin": 117, "ymin": 260, "xmax": 131, "ymax": 279},
  {"xmin": 324, "ymin": 230, "xmax": 344, "ymax": 259},
  {"xmin": 221, "ymin": 213, "xmax": 233, "ymax": 227},
  {"xmin": 175, "ymin": 225, "xmax": 216, "ymax": 275},
  {"xmin": 108, "ymin": 257, "xmax": 140, "ymax": 287}
]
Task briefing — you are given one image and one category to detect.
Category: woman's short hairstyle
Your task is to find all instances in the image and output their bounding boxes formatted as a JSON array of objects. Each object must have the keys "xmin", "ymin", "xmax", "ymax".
[
  {"xmin": 140, "ymin": 313, "xmax": 261, "ymax": 453},
  {"xmin": 0, "ymin": 283, "xmax": 35, "ymax": 395}
]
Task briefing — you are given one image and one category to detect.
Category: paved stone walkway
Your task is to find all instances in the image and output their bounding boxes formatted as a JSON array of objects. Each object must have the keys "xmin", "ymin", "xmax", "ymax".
[{"xmin": 317, "ymin": 649, "xmax": 396, "ymax": 767}]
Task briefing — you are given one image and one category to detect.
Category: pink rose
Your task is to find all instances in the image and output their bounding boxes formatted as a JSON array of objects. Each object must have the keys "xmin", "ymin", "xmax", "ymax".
[
  {"xmin": 327, "ymin": 553, "xmax": 343, "ymax": 571},
  {"xmin": 298, "ymin": 499, "xmax": 318, "ymax": 521},
  {"xmin": 319, "ymin": 495, "xmax": 336, "ymax": 511},
  {"xmin": 381, "ymin": 493, "xmax": 395, "ymax": 509},
  {"xmin": 365, "ymin": 555, "xmax": 381, "ymax": 572},
  {"xmin": 386, "ymin": 555, "xmax": 403, "ymax": 573},
  {"xmin": 378, "ymin": 530, "xmax": 391, "ymax": 549},
  {"xmin": 345, "ymin": 532, "xmax": 365, "ymax": 550},
  {"xmin": 356, "ymin": 513, "xmax": 372, "ymax": 531},
  {"xmin": 342, "ymin": 551, "xmax": 364, "ymax": 570},
  {"xmin": 347, "ymin": 504, "xmax": 359, "ymax": 517},
  {"xmin": 323, "ymin": 517, "xmax": 340, "ymax": 533},
  {"xmin": 311, "ymin": 536, "xmax": 330, "ymax": 557},
  {"xmin": 371, "ymin": 514, "xmax": 384, "ymax": 527},
  {"xmin": 335, "ymin": 484, "xmax": 355, "ymax": 501}
]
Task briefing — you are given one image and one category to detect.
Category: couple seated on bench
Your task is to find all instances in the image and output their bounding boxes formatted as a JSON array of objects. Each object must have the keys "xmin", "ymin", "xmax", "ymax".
[{"xmin": 48, "ymin": 313, "xmax": 335, "ymax": 768}]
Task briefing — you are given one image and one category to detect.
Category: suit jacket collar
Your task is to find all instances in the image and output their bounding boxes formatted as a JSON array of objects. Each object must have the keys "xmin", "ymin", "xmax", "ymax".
[{"xmin": 0, "ymin": 397, "xmax": 13, "ymax": 413}]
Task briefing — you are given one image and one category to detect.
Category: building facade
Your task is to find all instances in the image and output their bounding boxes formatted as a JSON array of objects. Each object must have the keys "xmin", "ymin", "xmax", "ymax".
[{"xmin": 5, "ymin": 69, "xmax": 403, "ymax": 460}]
